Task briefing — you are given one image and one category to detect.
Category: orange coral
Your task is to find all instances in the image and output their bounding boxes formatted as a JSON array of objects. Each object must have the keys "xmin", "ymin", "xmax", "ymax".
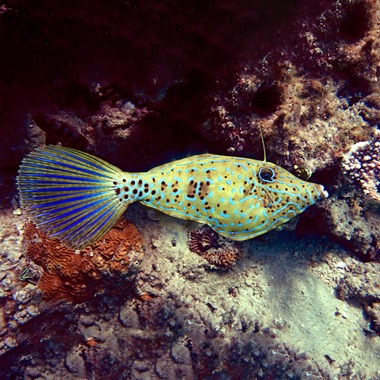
[
  {"xmin": 37, "ymin": 272, "xmax": 73, "ymax": 303},
  {"xmin": 188, "ymin": 226, "xmax": 242, "ymax": 270},
  {"xmin": 22, "ymin": 219, "xmax": 144, "ymax": 303}
]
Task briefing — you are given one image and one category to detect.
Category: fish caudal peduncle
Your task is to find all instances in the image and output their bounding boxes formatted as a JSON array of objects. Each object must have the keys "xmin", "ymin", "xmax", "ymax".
[{"xmin": 17, "ymin": 145, "xmax": 328, "ymax": 249}]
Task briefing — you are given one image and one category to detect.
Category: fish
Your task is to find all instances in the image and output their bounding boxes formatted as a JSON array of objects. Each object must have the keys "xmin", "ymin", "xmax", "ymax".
[{"xmin": 17, "ymin": 145, "xmax": 328, "ymax": 250}]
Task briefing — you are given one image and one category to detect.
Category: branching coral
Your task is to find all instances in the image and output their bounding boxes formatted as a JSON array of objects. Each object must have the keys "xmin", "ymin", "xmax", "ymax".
[
  {"xmin": 341, "ymin": 129, "xmax": 380, "ymax": 204},
  {"xmin": 188, "ymin": 226, "xmax": 242, "ymax": 270},
  {"xmin": 22, "ymin": 219, "xmax": 144, "ymax": 303}
]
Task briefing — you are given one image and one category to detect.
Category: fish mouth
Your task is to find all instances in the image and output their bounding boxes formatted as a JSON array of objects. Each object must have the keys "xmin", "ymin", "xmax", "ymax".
[{"xmin": 315, "ymin": 184, "xmax": 329, "ymax": 199}]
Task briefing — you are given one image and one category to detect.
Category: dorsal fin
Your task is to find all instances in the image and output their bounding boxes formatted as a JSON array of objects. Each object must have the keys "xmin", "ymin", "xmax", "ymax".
[{"xmin": 259, "ymin": 126, "xmax": 266, "ymax": 162}]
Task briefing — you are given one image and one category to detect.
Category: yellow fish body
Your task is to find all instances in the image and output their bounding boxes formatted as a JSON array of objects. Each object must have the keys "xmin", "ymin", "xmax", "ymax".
[{"xmin": 17, "ymin": 146, "xmax": 328, "ymax": 249}]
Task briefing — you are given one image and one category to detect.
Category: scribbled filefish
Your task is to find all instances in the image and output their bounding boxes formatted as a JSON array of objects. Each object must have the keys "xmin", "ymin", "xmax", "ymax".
[{"xmin": 17, "ymin": 146, "xmax": 328, "ymax": 250}]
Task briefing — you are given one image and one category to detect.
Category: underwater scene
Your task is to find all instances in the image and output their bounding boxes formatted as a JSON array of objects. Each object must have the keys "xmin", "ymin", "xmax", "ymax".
[{"xmin": 0, "ymin": 1, "xmax": 379, "ymax": 379}]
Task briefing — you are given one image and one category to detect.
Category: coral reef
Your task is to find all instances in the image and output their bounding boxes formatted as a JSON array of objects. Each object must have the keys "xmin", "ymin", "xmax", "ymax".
[
  {"xmin": 201, "ymin": 0, "xmax": 379, "ymax": 177},
  {"xmin": 205, "ymin": 69, "xmax": 372, "ymax": 176},
  {"xmin": 23, "ymin": 219, "xmax": 144, "ymax": 303},
  {"xmin": 31, "ymin": 102, "xmax": 156, "ymax": 171},
  {"xmin": 188, "ymin": 226, "xmax": 242, "ymax": 269},
  {"xmin": 320, "ymin": 196, "xmax": 380, "ymax": 259},
  {"xmin": 319, "ymin": 130, "xmax": 380, "ymax": 259},
  {"xmin": 341, "ymin": 129, "xmax": 380, "ymax": 205},
  {"xmin": 0, "ymin": 0, "xmax": 377, "ymax": 174},
  {"xmin": 1, "ymin": 0, "xmax": 380, "ymax": 378},
  {"xmin": 2, "ymin": 189, "xmax": 380, "ymax": 379}
]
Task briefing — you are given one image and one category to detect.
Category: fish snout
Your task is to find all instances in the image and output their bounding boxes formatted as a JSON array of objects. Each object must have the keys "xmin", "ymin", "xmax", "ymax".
[{"xmin": 315, "ymin": 184, "xmax": 329, "ymax": 200}]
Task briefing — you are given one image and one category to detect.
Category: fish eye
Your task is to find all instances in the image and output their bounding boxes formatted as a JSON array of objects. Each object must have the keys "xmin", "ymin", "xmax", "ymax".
[{"xmin": 258, "ymin": 167, "xmax": 275, "ymax": 183}]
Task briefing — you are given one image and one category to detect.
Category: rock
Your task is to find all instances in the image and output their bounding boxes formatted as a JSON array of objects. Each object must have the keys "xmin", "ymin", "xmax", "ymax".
[
  {"xmin": 119, "ymin": 305, "xmax": 140, "ymax": 328},
  {"xmin": 337, "ymin": 262, "xmax": 380, "ymax": 302},
  {"xmin": 155, "ymin": 356, "xmax": 176, "ymax": 379},
  {"xmin": 171, "ymin": 340, "xmax": 191, "ymax": 365},
  {"xmin": 12, "ymin": 289, "xmax": 33, "ymax": 305},
  {"xmin": 65, "ymin": 347, "xmax": 86, "ymax": 377}
]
